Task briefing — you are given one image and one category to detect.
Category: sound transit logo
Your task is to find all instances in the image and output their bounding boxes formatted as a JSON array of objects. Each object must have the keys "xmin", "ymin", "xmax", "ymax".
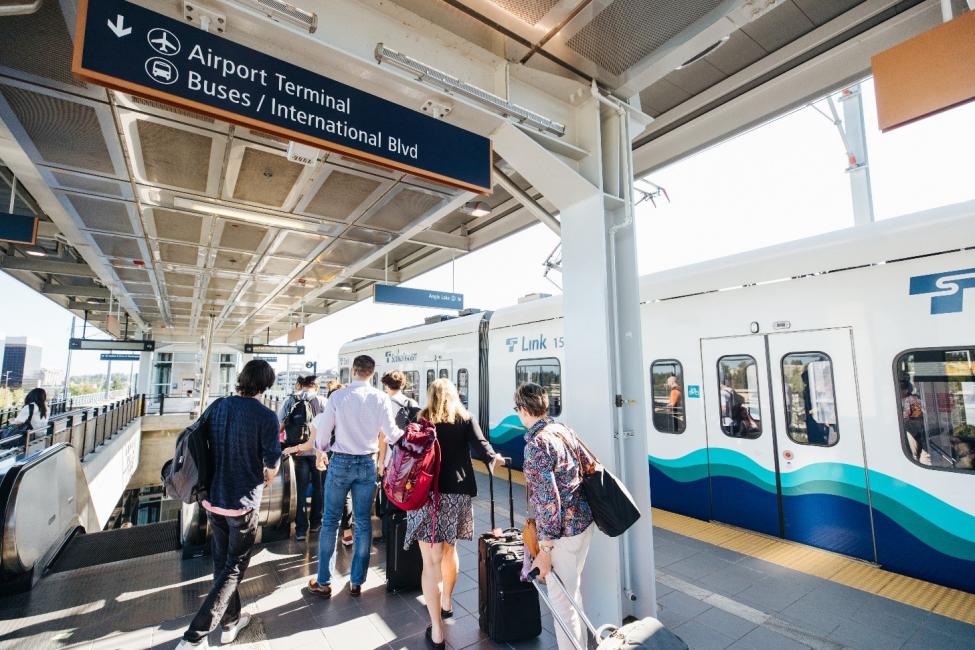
[{"xmin": 910, "ymin": 268, "xmax": 975, "ymax": 314}]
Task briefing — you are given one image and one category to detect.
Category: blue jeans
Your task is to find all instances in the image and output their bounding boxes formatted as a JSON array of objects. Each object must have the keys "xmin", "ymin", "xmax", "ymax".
[
  {"xmin": 293, "ymin": 456, "xmax": 323, "ymax": 536},
  {"xmin": 317, "ymin": 453, "xmax": 376, "ymax": 586}
]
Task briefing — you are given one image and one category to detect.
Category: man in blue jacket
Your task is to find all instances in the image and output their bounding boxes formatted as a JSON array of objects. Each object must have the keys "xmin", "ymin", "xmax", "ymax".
[{"xmin": 177, "ymin": 359, "xmax": 281, "ymax": 648}]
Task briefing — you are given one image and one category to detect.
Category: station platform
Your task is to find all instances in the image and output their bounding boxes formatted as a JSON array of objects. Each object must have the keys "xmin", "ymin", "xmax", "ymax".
[{"xmin": 1, "ymin": 473, "xmax": 972, "ymax": 650}]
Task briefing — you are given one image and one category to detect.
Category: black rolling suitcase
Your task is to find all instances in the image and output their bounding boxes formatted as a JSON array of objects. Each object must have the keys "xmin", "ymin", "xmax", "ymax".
[
  {"xmin": 478, "ymin": 459, "xmax": 542, "ymax": 642},
  {"xmin": 379, "ymin": 487, "xmax": 423, "ymax": 592}
]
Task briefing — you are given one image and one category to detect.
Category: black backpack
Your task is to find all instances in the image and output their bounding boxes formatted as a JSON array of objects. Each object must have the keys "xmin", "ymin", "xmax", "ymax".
[
  {"xmin": 283, "ymin": 397, "xmax": 313, "ymax": 446},
  {"xmin": 391, "ymin": 394, "xmax": 420, "ymax": 431},
  {"xmin": 161, "ymin": 399, "xmax": 220, "ymax": 504}
]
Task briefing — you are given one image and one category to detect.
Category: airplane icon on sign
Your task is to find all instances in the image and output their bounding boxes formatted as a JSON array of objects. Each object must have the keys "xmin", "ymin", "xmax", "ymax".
[{"xmin": 147, "ymin": 28, "xmax": 181, "ymax": 56}]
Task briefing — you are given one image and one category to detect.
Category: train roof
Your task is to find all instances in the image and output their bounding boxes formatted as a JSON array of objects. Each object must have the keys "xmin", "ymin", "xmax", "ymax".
[
  {"xmin": 339, "ymin": 310, "xmax": 489, "ymax": 355},
  {"xmin": 338, "ymin": 201, "xmax": 974, "ymax": 350},
  {"xmin": 639, "ymin": 201, "xmax": 975, "ymax": 303}
]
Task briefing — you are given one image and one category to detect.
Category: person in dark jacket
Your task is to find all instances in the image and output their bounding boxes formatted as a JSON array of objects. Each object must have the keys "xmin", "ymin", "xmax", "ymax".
[
  {"xmin": 404, "ymin": 378, "xmax": 504, "ymax": 649},
  {"xmin": 176, "ymin": 360, "xmax": 281, "ymax": 649},
  {"xmin": 278, "ymin": 375, "xmax": 326, "ymax": 541}
]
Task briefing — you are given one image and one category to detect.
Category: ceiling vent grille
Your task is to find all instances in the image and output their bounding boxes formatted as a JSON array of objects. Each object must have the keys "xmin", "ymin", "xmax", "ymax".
[
  {"xmin": 0, "ymin": 0, "xmax": 85, "ymax": 88},
  {"xmin": 0, "ymin": 85, "xmax": 116, "ymax": 174},
  {"xmin": 130, "ymin": 96, "xmax": 216, "ymax": 124}
]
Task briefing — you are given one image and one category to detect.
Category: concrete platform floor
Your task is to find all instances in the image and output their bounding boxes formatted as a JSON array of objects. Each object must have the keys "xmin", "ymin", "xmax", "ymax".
[{"xmin": 1, "ymin": 472, "xmax": 973, "ymax": 650}]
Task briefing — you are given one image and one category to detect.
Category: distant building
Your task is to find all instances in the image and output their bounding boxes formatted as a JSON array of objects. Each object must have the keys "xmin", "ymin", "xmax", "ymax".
[
  {"xmin": 38, "ymin": 368, "xmax": 65, "ymax": 389},
  {"xmin": 2, "ymin": 337, "xmax": 42, "ymax": 389},
  {"xmin": 275, "ymin": 369, "xmax": 305, "ymax": 392}
]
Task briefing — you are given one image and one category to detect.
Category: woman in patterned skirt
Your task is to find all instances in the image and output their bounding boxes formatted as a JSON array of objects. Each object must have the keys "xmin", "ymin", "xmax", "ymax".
[{"xmin": 404, "ymin": 378, "xmax": 504, "ymax": 649}]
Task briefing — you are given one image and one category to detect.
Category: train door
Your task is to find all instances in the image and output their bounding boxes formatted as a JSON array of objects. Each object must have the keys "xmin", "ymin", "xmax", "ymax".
[
  {"xmin": 438, "ymin": 360, "xmax": 453, "ymax": 381},
  {"xmin": 424, "ymin": 359, "xmax": 453, "ymax": 397},
  {"xmin": 766, "ymin": 328, "xmax": 874, "ymax": 561},
  {"xmin": 701, "ymin": 337, "xmax": 781, "ymax": 536}
]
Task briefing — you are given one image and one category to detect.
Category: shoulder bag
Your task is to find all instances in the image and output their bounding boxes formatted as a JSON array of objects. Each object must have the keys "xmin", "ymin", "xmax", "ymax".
[{"xmin": 550, "ymin": 425, "xmax": 641, "ymax": 538}]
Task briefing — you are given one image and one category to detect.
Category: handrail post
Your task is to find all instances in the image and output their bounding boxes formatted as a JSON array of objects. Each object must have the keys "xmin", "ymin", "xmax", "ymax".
[
  {"xmin": 159, "ymin": 393, "xmax": 166, "ymax": 415},
  {"xmin": 140, "ymin": 394, "xmax": 147, "ymax": 417}
]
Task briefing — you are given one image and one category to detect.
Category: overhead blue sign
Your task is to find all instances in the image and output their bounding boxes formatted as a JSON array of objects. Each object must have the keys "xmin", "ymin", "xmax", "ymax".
[
  {"xmin": 100, "ymin": 353, "xmax": 140, "ymax": 362},
  {"xmin": 0, "ymin": 212, "xmax": 38, "ymax": 245},
  {"xmin": 374, "ymin": 284, "xmax": 464, "ymax": 310},
  {"xmin": 910, "ymin": 267, "xmax": 975, "ymax": 314},
  {"xmin": 72, "ymin": 0, "xmax": 492, "ymax": 193}
]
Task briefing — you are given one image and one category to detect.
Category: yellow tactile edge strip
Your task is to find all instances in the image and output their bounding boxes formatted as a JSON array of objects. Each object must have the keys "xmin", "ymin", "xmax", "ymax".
[
  {"xmin": 471, "ymin": 467, "xmax": 975, "ymax": 624},
  {"xmin": 652, "ymin": 508, "xmax": 975, "ymax": 626}
]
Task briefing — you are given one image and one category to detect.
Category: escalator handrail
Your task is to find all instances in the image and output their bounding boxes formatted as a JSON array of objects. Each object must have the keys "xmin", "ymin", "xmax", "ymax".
[{"xmin": 0, "ymin": 443, "xmax": 97, "ymax": 579}]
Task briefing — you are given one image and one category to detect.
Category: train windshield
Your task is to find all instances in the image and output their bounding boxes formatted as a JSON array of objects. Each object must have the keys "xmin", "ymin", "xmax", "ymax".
[{"xmin": 896, "ymin": 348, "xmax": 975, "ymax": 472}]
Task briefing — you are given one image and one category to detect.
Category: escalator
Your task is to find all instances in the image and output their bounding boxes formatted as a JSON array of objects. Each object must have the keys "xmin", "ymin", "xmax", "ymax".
[{"xmin": 0, "ymin": 443, "xmax": 297, "ymax": 595}]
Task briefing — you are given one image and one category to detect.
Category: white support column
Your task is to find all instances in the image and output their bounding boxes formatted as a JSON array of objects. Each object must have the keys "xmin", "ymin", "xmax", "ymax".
[
  {"xmin": 138, "ymin": 351, "xmax": 153, "ymax": 396},
  {"xmin": 494, "ymin": 104, "xmax": 656, "ymax": 626},
  {"xmin": 839, "ymin": 85, "xmax": 875, "ymax": 225}
]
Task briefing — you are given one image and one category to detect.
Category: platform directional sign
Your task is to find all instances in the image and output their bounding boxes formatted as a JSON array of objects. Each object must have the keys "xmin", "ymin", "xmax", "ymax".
[
  {"xmin": 374, "ymin": 284, "xmax": 464, "ymax": 310},
  {"xmin": 100, "ymin": 353, "xmax": 140, "ymax": 362},
  {"xmin": 72, "ymin": 0, "xmax": 492, "ymax": 193},
  {"xmin": 70, "ymin": 338, "xmax": 155, "ymax": 352},
  {"xmin": 245, "ymin": 344, "xmax": 305, "ymax": 355},
  {"xmin": 0, "ymin": 212, "xmax": 39, "ymax": 245}
]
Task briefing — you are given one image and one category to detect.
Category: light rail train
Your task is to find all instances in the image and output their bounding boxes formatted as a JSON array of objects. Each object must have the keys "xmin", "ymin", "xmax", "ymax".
[{"xmin": 338, "ymin": 205, "xmax": 975, "ymax": 594}]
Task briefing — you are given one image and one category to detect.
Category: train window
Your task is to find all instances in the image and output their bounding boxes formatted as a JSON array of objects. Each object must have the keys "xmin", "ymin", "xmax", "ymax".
[
  {"xmin": 457, "ymin": 369, "xmax": 470, "ymax": 407},
  {"xmin": 717, "ymin": 355, "xmax": 762, "ymax": 438},
  {"xmin": 403, "ymin": 371, "xmax": 420, "ymax": 403},
  {"xmin": 650, "ymin": 360, "xmax": 685, "ymax": 434},
  {"xmin": 426, "ymin": 369, "xmax": 435, "ymax": 389},
  {"xmin": 895, "ymin": 348, "xmax": 975, "ymax": 472},
  {"xmin": 339, "ymin": 367, "xmax": 350, "ymax": 384},
  {"xmin": 439, "ymin": 368, "xmax": 449, "ymax": 379},
  {"xmin": 516, "ymin": 358, "xmax": 562, "ymax": 417},
  {"xmin": 782, "ymin": 353, "xmax": 839, "ymax": 446}
]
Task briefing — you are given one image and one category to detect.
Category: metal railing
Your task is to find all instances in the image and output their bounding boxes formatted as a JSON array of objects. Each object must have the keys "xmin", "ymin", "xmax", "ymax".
[
  {"xmin": 0, "ymin": 390, "xmax": 133, "ymax": 429},
  {"xmin": 0, "ymin": 395, "xmax": 145, "ymax": 462}
]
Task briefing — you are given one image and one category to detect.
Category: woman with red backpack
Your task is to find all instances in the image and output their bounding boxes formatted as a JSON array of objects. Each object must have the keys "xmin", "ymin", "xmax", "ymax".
[{"xmin": 403, "ymin": 378, "xmax": 504, "ymax": 649}]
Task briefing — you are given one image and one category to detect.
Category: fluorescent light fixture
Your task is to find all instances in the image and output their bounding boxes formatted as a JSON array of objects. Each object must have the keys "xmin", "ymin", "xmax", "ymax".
[
  {"xmin": 173, "ymin": 197, "xmax": 337, "ymax": 235},
  {"xmin": 675, "ymin": 36, "xmax": 731, "ymax": 70},
  {"xmin": 229, "ymin": 0, "xmax": 317, "ymax": 33},
  {"xmin": 463, "ymin": 200, "xmax": 490, "ymax": 217},
  {"xmin": 25, "ymin": 248, "xmax": 46, "ymax": 257},
  {"xmin": 375, "ymin": 44, "xmax": 566, "ymax": 137}
]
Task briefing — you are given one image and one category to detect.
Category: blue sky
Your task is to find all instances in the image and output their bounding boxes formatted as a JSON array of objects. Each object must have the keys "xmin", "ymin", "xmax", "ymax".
[{"xmin": 3, "ymin": 77, "xmax": 973, "ymax": 378}]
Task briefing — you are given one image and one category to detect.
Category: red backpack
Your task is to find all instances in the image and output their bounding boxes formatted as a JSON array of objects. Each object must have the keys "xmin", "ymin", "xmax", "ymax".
[{"xmin": 383, "ymin": 419, "xmax": 441, "ymax": 538}]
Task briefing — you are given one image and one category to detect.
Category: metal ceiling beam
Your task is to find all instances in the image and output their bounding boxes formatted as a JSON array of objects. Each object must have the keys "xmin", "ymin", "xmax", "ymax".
[
  {"xmin": 350, "ymin": 267, "xmax": 401, "ymax": 283},
  {"xmin": 408, "ymin": 229, "xmax": 471, "ymax": 252},
  {"xmin": 66, "ymin": 300, "xmax": 108, "ymax": 311},
  {"xmin": 247, "ymin": 191, "xmax": 474, "ymax": 337},
  {"xmin": 0, "ymin": 255, "xmax": 96, "ymax": 277},
  {"xmin": 632, "ymin": 0, "xmax": 935, "ymax": 175},
  {"xmin": 493, "ymin": 165, "xmax": 561, "ymax": 236},
  {"xmin": 42, "ymin": 283, "xmax": 110, "ymax": 298}
]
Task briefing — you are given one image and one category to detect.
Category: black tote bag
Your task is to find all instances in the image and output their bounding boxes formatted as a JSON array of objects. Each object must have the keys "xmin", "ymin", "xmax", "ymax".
[{"xmin": 551, "ymin": 426, "xmax": 641, "ymax": 538}]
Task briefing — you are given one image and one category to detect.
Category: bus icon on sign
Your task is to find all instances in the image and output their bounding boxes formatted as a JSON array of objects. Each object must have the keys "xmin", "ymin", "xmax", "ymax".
[{"xmin": 145, "ymin": 57, "xmax": 178, "ymax": 85}]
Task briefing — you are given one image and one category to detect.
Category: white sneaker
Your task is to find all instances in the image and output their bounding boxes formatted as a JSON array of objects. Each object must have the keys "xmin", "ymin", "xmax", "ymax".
[
  {"xmin": 220, "ymin": 613, "xmax": 251, "ymax": 644},
  {"xmin": 175, "ymin": 639, "xmax": 209, "ymax": 649}
]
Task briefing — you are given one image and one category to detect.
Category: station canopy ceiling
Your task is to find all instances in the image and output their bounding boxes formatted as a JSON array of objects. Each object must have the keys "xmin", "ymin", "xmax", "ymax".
[{"xmin": 0, "ymin": 0, "xmax": 930, "ymax": 343}]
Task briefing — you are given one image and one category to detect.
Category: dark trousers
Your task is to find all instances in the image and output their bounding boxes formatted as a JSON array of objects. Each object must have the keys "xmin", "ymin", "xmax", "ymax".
[
  {"xmin": 294, "ymin": 456, "xmax": 323, "ymax": 535},
  {"xmin": 184, "ymin": 510, "xmax": 259, "ymax": 643}
]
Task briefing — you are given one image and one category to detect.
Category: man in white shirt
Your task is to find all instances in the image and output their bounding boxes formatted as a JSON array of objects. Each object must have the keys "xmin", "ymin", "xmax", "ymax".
[{"xmin": 305, "ymin": 355, "xmax": 403, "ymax": 598}]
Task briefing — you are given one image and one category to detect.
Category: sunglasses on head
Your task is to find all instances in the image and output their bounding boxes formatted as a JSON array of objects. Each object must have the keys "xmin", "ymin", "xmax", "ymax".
[{"xmin": 513, "ymin": 403, "xmax": 526, "ymax": 412}]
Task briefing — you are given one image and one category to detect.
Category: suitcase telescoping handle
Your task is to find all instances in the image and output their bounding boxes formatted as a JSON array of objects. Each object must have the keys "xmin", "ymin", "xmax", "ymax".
[
  {"xmin": 528, "ymin": 567, "xmax": 601, "ymax": 650},
  {"xmin": 485, "ymin": 457, "xmax": 515, "ymax": 530}
]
